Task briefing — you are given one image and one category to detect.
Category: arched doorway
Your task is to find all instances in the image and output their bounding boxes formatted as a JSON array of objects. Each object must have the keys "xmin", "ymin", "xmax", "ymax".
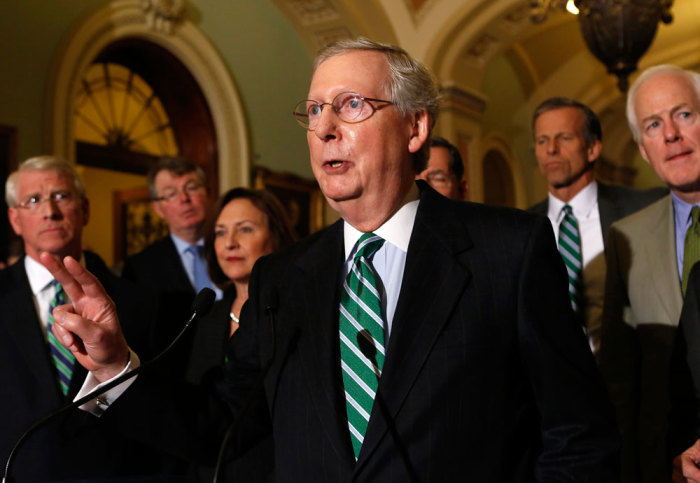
[
  {"xmin": 483, "ymin": 149, "xmax": 515, "ymax": 207},
  {"xmin": 46, "ymin": 0, "xmax": 249, "ymax": 265}
]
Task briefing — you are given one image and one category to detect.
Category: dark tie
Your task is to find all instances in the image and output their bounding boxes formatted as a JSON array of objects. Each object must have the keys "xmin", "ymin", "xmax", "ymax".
[
  {"xmin": 558, "ymin": 205, "xmax": 583, "ymax": 318},
  {"xmin": 683, "ymin": 206, "xmax": 700, "ymax": 295},
  {"xmin": 339, "ymin": 233, "xmax": 386, "ymax": 459},
  {"xmin": 47, "ymin": 280, "xmax": 75, "ymax": 395},
  {"xmin": 187, "ymin": 244, "xmax": 210, "ymax": 293}
]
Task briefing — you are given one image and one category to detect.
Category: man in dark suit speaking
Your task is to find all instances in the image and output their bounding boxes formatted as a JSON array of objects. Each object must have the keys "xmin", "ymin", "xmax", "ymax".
[{"xmin": 44, "ymin": 38, "xmax": 619, "ymax": 481}]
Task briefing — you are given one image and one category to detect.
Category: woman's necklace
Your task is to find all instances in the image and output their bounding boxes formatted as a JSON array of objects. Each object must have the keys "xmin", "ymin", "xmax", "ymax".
[{"xmin": 230, "ymin": 312, "xmax": 239, "ymax": 324}]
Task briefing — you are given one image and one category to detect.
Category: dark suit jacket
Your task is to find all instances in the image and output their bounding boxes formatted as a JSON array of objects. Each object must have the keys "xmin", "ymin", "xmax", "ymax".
[
  {"xmin": 528, "ymin": 181, "xmax": 668, "ymax": 245},
  {"xmin": 109, "ymin": 183, "xmax": 619, "ymax": 481},
  {"xmin": 669, "ymin": 262, "xmax": 700, "ymax": 462},
  {"xmin": 0, "ymin": 251, "xmax": 184, "ymax": 481},
  {"xmin": 183, "ymin": 288, "xmax": 275, "ymax": 482},
  {"xmin": 123, "ymin": 235, "xmax": 197, "ymax": 374},
  {"xmin": 530, "ymin": 182, "xmax": 667, "ymax": 348}
]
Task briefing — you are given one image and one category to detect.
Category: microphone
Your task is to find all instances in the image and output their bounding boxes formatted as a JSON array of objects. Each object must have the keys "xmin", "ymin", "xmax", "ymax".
[
  {"xmin": 2, "ymin": 288, "xmax": 216, "ymax": 483},
  {"xmin": 357, "ymin": 329, "xmax": 380, "ymax": 380},
  {"xmin": 212, "ymin": 288, "xmax": 278, "ymax": 483},
  {"xmin": 355, "ymin": 330, "xmax": 418, "ymax": 482}
]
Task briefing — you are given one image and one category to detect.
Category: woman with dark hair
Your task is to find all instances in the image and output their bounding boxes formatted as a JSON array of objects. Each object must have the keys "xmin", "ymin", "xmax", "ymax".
[
  {"xmin": 183, "ymin": 188, "xmax": 295, "ymax": 481},
  {"xmin": 185, "ymin": 187, "xmax": 296, "ymax": 383}
]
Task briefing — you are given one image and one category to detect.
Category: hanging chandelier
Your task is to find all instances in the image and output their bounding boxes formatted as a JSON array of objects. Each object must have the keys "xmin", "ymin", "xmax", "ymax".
[{"xmin": 530, "ymin": 0, "xmax": 674, "ymax": 92}]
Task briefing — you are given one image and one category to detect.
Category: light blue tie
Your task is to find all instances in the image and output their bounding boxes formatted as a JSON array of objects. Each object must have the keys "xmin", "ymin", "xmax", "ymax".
[{"xmin": 187, "ymin": 245, "xmax": 210, "ymax": 293}]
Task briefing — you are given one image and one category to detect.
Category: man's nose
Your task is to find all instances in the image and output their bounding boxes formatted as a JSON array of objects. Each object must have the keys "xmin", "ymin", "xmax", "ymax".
[
  {"xmin": 664, "ymin": 120, "xmax": 681, "ymax": 142},
  {"xmin": 40, "ymin": 197, "xmax": 62, "ymax": 219},
  {"xmin": 313, "ymin": 105, "xmax": 339, "ymax": 141}
]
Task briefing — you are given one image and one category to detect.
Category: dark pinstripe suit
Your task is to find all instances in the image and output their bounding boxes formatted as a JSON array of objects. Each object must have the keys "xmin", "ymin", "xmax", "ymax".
[{"xmin": 110, "ymin": 183, "xmax": 619, "ymax": 481}]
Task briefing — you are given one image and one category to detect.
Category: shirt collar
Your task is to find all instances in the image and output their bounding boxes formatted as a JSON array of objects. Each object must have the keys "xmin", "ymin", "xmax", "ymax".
[
  {"xmin": 672, "ymin": 191, "xmax": 698, "ymax": 227},
  {"xmin": 547, "ymin": 180, "xmax": 598, "ymax": 221},
  {"xmin": 343, "ymin": 184, "xmax": 420, "ymax": 260},
  {"xmin": 24, "ymin": 252, "xmax": 86, "ymax": 295},
  {"xmin": 170, "ymin": 233, "xmax": 204, "ymax": 255}
]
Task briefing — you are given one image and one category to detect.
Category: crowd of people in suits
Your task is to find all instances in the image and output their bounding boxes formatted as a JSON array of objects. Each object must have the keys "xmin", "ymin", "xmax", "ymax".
[{"xmin": 4, "ymin": 36, "xmax": 700, "ymax": 482}]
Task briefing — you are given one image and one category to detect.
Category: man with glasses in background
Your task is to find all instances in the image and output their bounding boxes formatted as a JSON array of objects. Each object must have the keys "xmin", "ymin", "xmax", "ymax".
[
  {"xmin": 122, "ymin": 156, "xmax": 221, "ymax": 363},
  {"xmin": 0, "ymin": 156, "xmax": 175, "ymax": 480},
  {"xmin": 416, "ymin": 136, "xmax": 467, "ymax": 200}
]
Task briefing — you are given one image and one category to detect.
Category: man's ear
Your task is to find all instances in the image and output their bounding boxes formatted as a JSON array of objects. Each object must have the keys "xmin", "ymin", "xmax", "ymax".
[
  {"xmin": 151, "ymin": 200, "xmax": 165, "ymax": 219},
  {"xmin": 408, "ymin": 109, "xmax": 430, "ymax": 154},
  {"xmin": 81, "ymin": 197, "xmax": 90, "ymax": 226},
  {"xmin": 587, "ymin": 140, "xmax": 603, "ymax": 163},
  {"xmin": 8, "ymin": 207, "xmax": 22, "ymax": 237}
]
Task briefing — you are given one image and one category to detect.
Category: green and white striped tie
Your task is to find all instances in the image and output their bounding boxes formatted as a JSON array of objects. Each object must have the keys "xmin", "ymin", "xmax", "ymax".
[
  {"xmin": 558, "ymin": 205, "xmax": 583, "ymax": 318},
  {"xmin": 47, "ymin": 280, "xmax": 75, "ymax": 395},
  {"xmin": 339, "ymin": 233, "xmax": 385, "ymax": 459}
]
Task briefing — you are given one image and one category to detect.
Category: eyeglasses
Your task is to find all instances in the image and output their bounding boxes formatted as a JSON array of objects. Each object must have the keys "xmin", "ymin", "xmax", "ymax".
[
  {"xmin": 17, "ymin": 191, "xmax": 79, "ymax": 211},
  {"xmin": 293, "ymin": 91, "xmax": 394, "ymax": 130},
  {"xmin": 153, "ymin": 182, "xmax": 205, "ymax": 203}
]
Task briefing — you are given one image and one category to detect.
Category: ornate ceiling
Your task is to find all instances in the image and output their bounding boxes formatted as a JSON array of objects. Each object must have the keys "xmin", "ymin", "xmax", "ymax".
[{"xmin": 272, "ymin": 0, "xmax": 700, "ymax": 198}]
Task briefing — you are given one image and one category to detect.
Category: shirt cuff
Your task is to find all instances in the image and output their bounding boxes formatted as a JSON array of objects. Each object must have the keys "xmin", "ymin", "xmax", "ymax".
[{"xmin": 75, "ymin": 349, "xmax": 141, "ymax": 417}]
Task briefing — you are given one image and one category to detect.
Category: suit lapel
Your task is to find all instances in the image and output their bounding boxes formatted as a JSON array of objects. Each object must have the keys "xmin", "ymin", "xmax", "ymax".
[
  {"xmin": 597, "ymin": 183, "xmax": 618, "ymax": 243},
  {"xmin": 357, "ymin": 189, "xmax": 473, "ymax": 466},
  {"xmin": 292, "ymin": 222, "xmax": 357, "ymax": 463},
  {"xmin": 2, "ymin": 261, "xmax": 65, "ymax": 405},
  {"xmin": 645, "ymin": 197, "xmax": 683, "ymax": 322}
]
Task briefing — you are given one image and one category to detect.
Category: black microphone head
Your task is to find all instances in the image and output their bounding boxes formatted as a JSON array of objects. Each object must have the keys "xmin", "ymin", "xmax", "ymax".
[
  {"xmin": 356, "ymin": 329, "xmax": 377, "ymax": 361},
  {"xmin": 264, "ymin": 287, "xmax": 279, "ymax": 315},
  {"xmin": 191, "ymin": 288, "xmax": 216, "ymax": 316}
]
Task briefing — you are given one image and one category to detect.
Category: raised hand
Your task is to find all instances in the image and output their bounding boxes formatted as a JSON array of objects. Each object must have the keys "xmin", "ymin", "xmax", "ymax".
[
  {"xmin": 673, "ymin": 439, "xmax": 700, "ymax": 483},
  {"xmin": 40, "ymin": 252, "xmax": 130, "ymax": 382}
]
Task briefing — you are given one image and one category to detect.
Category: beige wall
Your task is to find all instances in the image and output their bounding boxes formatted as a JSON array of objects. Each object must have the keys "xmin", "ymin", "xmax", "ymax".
[{"xmin": 0, "ymin": 1, "xmax": 314, "ymax": 265}]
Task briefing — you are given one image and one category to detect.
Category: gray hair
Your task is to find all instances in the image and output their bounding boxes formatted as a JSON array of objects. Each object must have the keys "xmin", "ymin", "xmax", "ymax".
[
  {"xmin": 147, "ymin": 156, "xmax": 206, "ymax": 200},
  {"xmin": 313, "ymin": 38, "xmax": 440, "ymax": 172},
  {"xmin": 6, "ymin": 155, "xmax": 86, "ymax": 207},
  {"xmin": 626, "ymin": 64, "xmax": 700, "ymax": 142}
]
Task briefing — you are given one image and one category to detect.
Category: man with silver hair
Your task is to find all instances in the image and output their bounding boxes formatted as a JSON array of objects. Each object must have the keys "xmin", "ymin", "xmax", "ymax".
[
  {"xmin": 597, "ymin": 64, "xmax": 700, "ymax": 483},
  {"xmin": 0, "ymin": 156, "xmax": 179, "ymax": 480},
  {"xmin": 41, "ymin": 39, "xmax": 617, "ymax": 481}
]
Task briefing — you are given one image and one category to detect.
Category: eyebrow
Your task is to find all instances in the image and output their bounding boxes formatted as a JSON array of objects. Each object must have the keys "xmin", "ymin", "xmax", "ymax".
[{"xmin": 641, "ymin": 103, "xmax": 691, "ymax": 124}]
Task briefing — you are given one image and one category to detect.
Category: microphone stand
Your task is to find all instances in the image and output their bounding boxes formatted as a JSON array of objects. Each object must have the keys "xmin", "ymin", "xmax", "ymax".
[{"xmin": 2, "ymin": 288, "xmax": 215, "ymax": 483}]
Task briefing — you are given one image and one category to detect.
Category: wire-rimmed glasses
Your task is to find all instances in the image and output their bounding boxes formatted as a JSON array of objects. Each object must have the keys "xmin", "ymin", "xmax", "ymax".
[
  {"xmin": 17, "ymin": 191, "xmax": 79, "ymax": 211},
  {"xmin": 293, "ymin": 91, "xmax": 393, "ymax": 131},
  {"xmin": 153, "ymin": 181, "xmax": 205, "ymax": 203}
]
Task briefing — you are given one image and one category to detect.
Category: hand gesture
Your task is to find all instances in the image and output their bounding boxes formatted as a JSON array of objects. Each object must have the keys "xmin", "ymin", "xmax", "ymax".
[
  {"xmin": 40, "ymin": 252, "xmax": 130, "ymax": 382},
  {"xmin": 673, "ymin": 439, "xmax": 700, "ymax": 483}
]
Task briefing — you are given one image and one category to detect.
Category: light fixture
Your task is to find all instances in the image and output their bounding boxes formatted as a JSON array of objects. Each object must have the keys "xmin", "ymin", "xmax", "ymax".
[{"xmin": 530, "ymin": 0, "xmax": 674, "ymax": 92}]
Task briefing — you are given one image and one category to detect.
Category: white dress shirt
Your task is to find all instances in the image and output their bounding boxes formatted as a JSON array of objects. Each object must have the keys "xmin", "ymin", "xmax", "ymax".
[
  {"xmin": 343, "ymin": 187, "xmax": 419, "ymax": 338},
  {"xmin": 24, "ymin": 254, "xmax": 77, "ymax": 339}
]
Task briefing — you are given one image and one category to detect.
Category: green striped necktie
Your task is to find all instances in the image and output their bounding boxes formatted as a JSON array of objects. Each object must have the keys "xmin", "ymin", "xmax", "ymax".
[
  {"xmin": 339, "ymin": 233, "xmax": 385, "ymax": 459},
  {"xmin": 47, "ymin": 280, "xmax": 75, "ymax": 395},
  {"xmin": 558, "ymin": 205, "xmax": 583, "ymax": 319}
]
